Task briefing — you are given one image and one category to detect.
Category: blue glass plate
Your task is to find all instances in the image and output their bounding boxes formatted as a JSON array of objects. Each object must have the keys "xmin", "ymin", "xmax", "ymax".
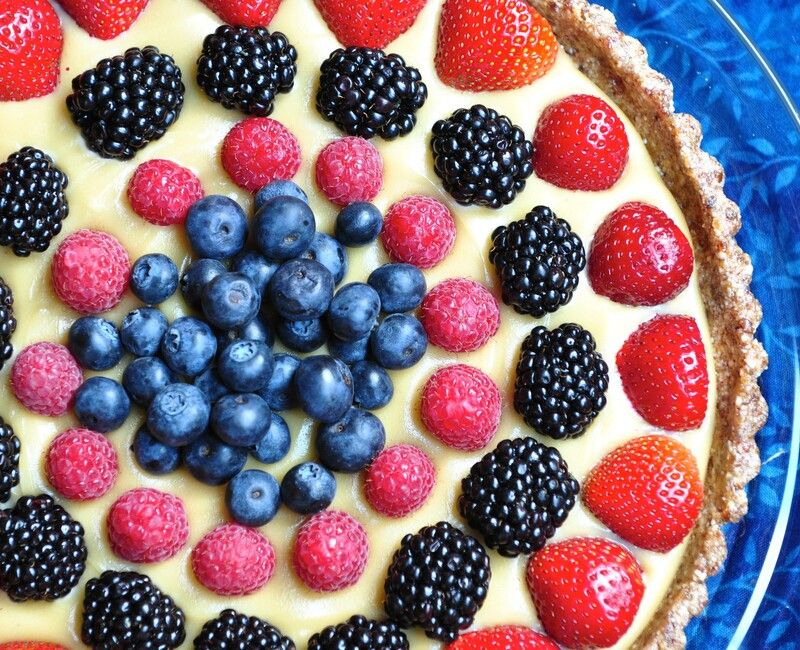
[{"xmin": 592, "ymin": 1, "xmax": 800, "ymax": 647}]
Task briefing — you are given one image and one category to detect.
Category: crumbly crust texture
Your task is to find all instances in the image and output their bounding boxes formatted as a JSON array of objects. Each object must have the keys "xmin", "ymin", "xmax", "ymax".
[{"xmin": 528, "ymin": 1, "xmax": 769, "ymax": 647}]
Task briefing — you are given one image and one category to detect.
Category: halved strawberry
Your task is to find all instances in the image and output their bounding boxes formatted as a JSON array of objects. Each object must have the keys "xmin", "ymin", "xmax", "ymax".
[
  {"xmin": 314, "ymin": 0, "xmax": 427, "ymax": 49},
  {"xmin": 435, "ymin": 0, "xmax": 557, "ymax": 91},
  {"xmin": 0, "ymin": 0, "xmax": 63, "ymax": 101},
  {"xmin": 447, "ymin": 625, "xmax": 559, "ymax": 650},
  {"xmin": 201, "ymin": 0, "xmax": 282, "ymax": 28},
  {"xmin": 56, "ymin": 0, "xmax": 150, "ymax": 40},
  {"xmin": 617, "ymin": 314, "xmax": 709, "ymax": 431},
  {"xmin": 583, "ymin": 435, "xmax": 703, "ymax": 552},
  {"xmin": 527, "ymin": 537, "xmax": 644, "ymax": 648}
]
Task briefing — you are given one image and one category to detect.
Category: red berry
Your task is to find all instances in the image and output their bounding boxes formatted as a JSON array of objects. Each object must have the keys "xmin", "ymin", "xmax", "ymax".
[
  {"xmin": 222, "ymin": 117, "xmax": 301, "ymax": 192},
  {"xmin": 201, "ymin": 0, "xmax": 282, "ymax": 27},
  {"xmin": 532, "ymin": 94, "xmax": 629, "ymax": 191},
  {"xmin": 0, "ymin": 643, "xmax": 69, "ymax": 650},
  {"xmin": 11, "ymin": 342, "xmax": 82, "ymax": 416},
  {"xmin": 314, "ymin": 0, "xmax": 426, "ymax": 49},
  {"xmin": 381, "ymin": 196, "xmax": 456, "ymax": 269},
  {"xmin": 617, "ymin": 314, "xmax": 709, "ymax": 431},
  {"xmin": 127, "ymin": 159, "xmax": 204, "ymax": 227},
  {"xmin": 365, "ymin": 444, "xmax": 436, "ymax": 517},
  {"xmin": 107, "ymin": 488, "xmax": 189, "ymax": 564},
  {"xmin": 293, "ymin": 510, "xmax": 369, "ymax": 592},
  {"xmin": 527, "ymin": 537, "xmax": 644, "ymax": 648},
  {"xmin": 51, "ymin": 229, "xmax": 130, "ymax": 315},
  {"xmin": 316, "ymin": 137, "xmax": 383, "ymax": 207},
  {"xmin": 46, "ymin": 428, "xmax": 118, "ymax": 501},
  {"xmin": 420, "ymin": 278, "xmax": 500, "ymax": 352},
  {"xmin": 192, "ymin": 523, "xmax": 276, "ymax": 595},
  {"xmin": 588, "ymin": 202, "xmax": 694, "ymax": 306},
  {"xmin": 421, "ymin": 364, "xmax": 501, "ymax": 451},
  {"xmin": 57, "ymin": 0, "xmax": 150, "ymax": 40},
  {"xmin": 447, "ymin": 625, "xmax": 559, "ymax": 650}
]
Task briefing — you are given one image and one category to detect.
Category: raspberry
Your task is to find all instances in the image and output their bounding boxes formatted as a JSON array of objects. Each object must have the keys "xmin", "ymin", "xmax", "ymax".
[
  {"xmin": 0, "ymin": 644, "xmax": 69, "ymax": 649},
  {"xmin": 51, "ymin": 230, "xmax": 130, "ymax": 314},
  {"xmin": 192, "ymin": 523, "xmax": 276, "ymax": 595},
  {"xmin": 293, "ymin": 510, "xmax": 369, "ymax": 592},
  {"xmin": 420, "ymin": 278, "xmax": 500, "ymax": 352},
  {"xmin": 127, "ymin": 159, "xmax": 204, "ymax": 226},
  {"xmin": 222, "ymin": 117, "xmax": 301, "ymax": 192},
  {"xmin": 381, "ymin": 196, "xmax": 456, "ymax": 268},
  {"xmin": 315, "ymin": 137, "xmax": 383, "ymax": 206},
  {"xmin": 421, "ymin": 364, "xmax": 501, "ymax": 451},
  {"xmin": 46, "ymin": 428, "xmax": 118, "ymax": 501},
  {"xmin": 365, "ymin": 444, "xmax": 436, "ymax": 517},
  {"xmin": 11, "ymin": 343, "xmax": 82, "ymax": 416},
  {"xmin": 107, "ymin": 488, "xmax": 189, "ymax": 564}
]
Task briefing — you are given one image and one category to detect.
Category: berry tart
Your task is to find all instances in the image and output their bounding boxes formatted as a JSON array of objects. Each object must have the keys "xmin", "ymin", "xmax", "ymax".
[{"xmin": 0, "ymin": 0, "xmax": 767, "ymax": 648}]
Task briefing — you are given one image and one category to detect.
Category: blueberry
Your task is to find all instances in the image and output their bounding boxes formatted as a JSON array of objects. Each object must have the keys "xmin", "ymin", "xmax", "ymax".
[
  {"xmin": 160, "ymin": 316, "xmax": 217, "ymax": 377},
  {"xmin": 351, "ymin": 360, "xmax": 394, "ymax": 409},
  {"xmin": 275, "ymin": 318, "xmax": 326, "ymax": 353},
  {"xmin": 226, "ymin": 469, "xmax": 281, "ymax": 527},
  {"xmin": 370, "ymin": 313, "xmax": 427, "ymax": 369},
  {"xmin": 201, "ymin": 272, "xmax": 261, "ymax": 331},
  {"xmin": 68, "ymin": 316, "xmax": 123, "ymax": 371},
  {"xmin": 251, "ymin": 412, "xmax": 291, "ymax": 463},
  {"xmin": 327, "ymin": 282, "xmax": 381, "ymax": 341},
  {"xmin": 147, "ymin": 383, "xmax": 210, "ymax": 447},
  {"xmin": 259, "ymin": 353, "xmax": 300, "ymax": 411},
  {"xmin": 254, "ymin": 196, "xmax": 316, "ymax": 262},
  {"xmin": 280, "ymin": 462, "xmax": 336, "ymax": 515},
  {"xmin": 368, "ymin": 263, "xmax": 426, "ymax": 313},
  {"xmin": 334, "ymin": 202, "xmax": 382, "ymax": 246},
  {"xmin": 123, "ymin": 356, "xmax": 176, "ymax": 405},
  {"xmin": 130, "ymin": 253, "xmax": 179, "ymax": 305},
  {"xmin": 186, "ymin": 195, "xmax": 247, "ymax": 259},
  {"xmin": 217, "ymin": 314, "xmax": 274, "ymax": 351},
  {"xmin": 255, "ymin": 179, "xmax": 308, "ymax": 210},
  {"xmin": 327, "ymin": 334, "xmax": 370, "ymax": 364},
  {"xmin": 217, "ymin": 340, "xmax": 274, "ymax": 392},
  {"xmin": 231, "ymin": 250, "xmax": 279, "ymax": 296},
  {"xmin": 268, "ymin": 258, "xmax": 334, "ymax": 321},
  {"xmin": 73, "ymin": 377, "xmax": 131, "ymax": 433},
  {"xmin": 316, "ymin": 407, "xmax": 385, "ymax": 472},
  {"xmin": 120, "ymin": 307, "xmax": 169, "ymax": 357},
  {"xmin": 133, "ymin": 426, "xmax": 181, "ymax": 475},
  {"xmin": 180, "ymin": 258, "xmax": 226, "ymax": 308},
  {"xmin": 302, "ymin": 232, "xmax": 347, "ymax": 284},
  {"xmin": 193, "ymin": 367, "xmax": 229, "ymax": 403},
  {"xmin": 184, "ymin": 431, "xmax": 247, "ymax": 485},
  {"xmin": 293, "ymin": 355, "xmax": 354, "ymax": 423},
  {"xmin": 211, "ymin": 393, "xmax": 272, "ymax": 447}
]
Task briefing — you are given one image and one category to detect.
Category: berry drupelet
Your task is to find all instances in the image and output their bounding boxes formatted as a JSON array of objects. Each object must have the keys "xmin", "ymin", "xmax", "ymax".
[
  {"xmin": 308, "ymin": 615, "xmax": 409, "ymax": 650},
  {"xmin": 430, "ymin": 105, "xmax": 533, "ymax": 209},
  {"xmin": 0, "ymin": 494, "xmax": 87, "ymax": 602},
  {"xmin": 81, "ymin": 570, "xmax": 186, "ymax": 650},
  {"xmin": 0, "ymin": 416, "xmax": 20, "ymax": 503},
  {"xmin": 459, "ymin": 437, "xmax": 579, "ymax": 557},
  {"xmin": 0, "ymin": 276, "xmax": 16, "ymax": 369},
  {"xmin": 514, "ymin": 323, "xmax": 609, "ymax": 439},
  {"xmin": 66, "ymin": 46, "xmax": 185, "ymax": 160},
  {"xmin": 489, "ymin": 206, "xmax": 586, "ymax": 317},
  {"xmin": 197, "ymin": 25, "xmax": 297, "ymax": 117},
  {"xmin": 0, "ymin": 147, "xmax": 69, "ymax": 256},
  {"xmin": 384, "ymin": 521, "xmax": 491, "ymax": 642},
  {"xmin": 316, "ymin": 47, "xmax": 427, "ymax": 140},
  {"xmin": 193, "ymin": 609, "xmax": 294, "ymax": 650}
]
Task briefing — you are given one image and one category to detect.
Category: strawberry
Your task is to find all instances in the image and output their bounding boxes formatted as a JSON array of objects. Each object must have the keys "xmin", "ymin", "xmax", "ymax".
[
  {"xmin": 56, "ymin": 0, "xmax": 150, "ymax": 40},
  {"xmin": 0, "ymin": 644, "xmax": 68, "ymax": 650},
  {"xmin": 201, "ymin": 0, "xmax": 282, "ymax": 27},
  {"xmin": 435, "ymin": 0, "xmax": 557, "ymax": 92},
  {"xmin": 588, "ymin": 201, "xmax": 694, "ymax": 306},
  {"xmin": 617, "ymin": 314, "xmax": 709, "ymax": 431},
  {"xmin": 0, "ymin": 0, "xmax": 63, "ymax": 101},
  {"xmin": 527, "ymin": 537, "xmax": 644, "ymax": 648},
  {"xmin": 314, "ymin": 0, "xmax": 427, "ymax": 49},
  {"xmin": 583, "ymin": 435, "xmax": 703, "ymax": 552},
  {"xmin": 447, "ymin": 626, "xmax": 559, "ymax": 650}
]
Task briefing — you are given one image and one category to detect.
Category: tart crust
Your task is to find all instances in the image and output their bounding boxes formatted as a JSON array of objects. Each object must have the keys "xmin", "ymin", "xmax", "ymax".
[{"xmin": 527, "ymin": 1, "xmax": 769, "ymax": 647}]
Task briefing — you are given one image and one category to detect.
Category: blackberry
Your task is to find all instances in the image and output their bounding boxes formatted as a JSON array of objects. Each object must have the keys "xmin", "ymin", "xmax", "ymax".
[
  {"xmin": 66, "ymin": 46, "xmax": 185, "ymax": 160},
  {"xmin": 197, "ymin": 25, "xmax": 297, "ymax": 117},
  {"xmin": 0, "ymin": 147, "xmax": 69, "ymax": 256},
  {"xmin": 489, "ymin": 206, "xmax": 586, "ymax": 317},
  {"xmin": 316, "ymin": 47, "xmax": 427, "ymax": 140},
  {"xmin": 0, "ymin": 494, "xmax": 87, "ymax": 601},
  {"xmin": 81, "ymin": 570, "xmax": 186, "ymax": 650},
  {"xmin": 514, "ymin": 323, "xmax": 609, "ymax": 439},
  {"xmin": 0, "ymin": 276, "xmax": 15, "ymax": 368},
  {"xmin": 431, "ymin": 105, "xmax": 533, "ymax": 209},
  {"xmin": 0, "ymin": 416, "xmax": 20, "ymax": 503},
  {"xmin": 194, "ymin": 609, "xmax": 294, "ymax": 650},
  {"xmin": 309, "ymin": 615, "xmax": 409, "ymax": 650},
  {"xmin": 383, "ymin": 521, "xmax": 491, "ymax": 642},
  {"xmin": 459, "ymin": 437, "xmax": 579, "ymax": 557}
]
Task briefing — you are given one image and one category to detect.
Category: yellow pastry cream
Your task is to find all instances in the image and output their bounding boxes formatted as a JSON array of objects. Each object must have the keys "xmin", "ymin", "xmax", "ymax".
[{"xmin": 0, "ymin": 0, "xmax": 716, "ymax": 646}]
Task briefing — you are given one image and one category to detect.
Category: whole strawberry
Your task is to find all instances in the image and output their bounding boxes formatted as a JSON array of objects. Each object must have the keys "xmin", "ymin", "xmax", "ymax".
[
  {"xmin": 56, "ymin": 0, "xmax": 150, "ymax": 40},
  {"xmin": 447, "ymin": 626, "xmax": 559, "ymax": 650},
  {"xmin": 314, "ymin": 0, "xmax": 427, "ymax": 49},
  {"xmin": 201, "ymin": 0, "xmax": 283, "ymax": 28}
]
